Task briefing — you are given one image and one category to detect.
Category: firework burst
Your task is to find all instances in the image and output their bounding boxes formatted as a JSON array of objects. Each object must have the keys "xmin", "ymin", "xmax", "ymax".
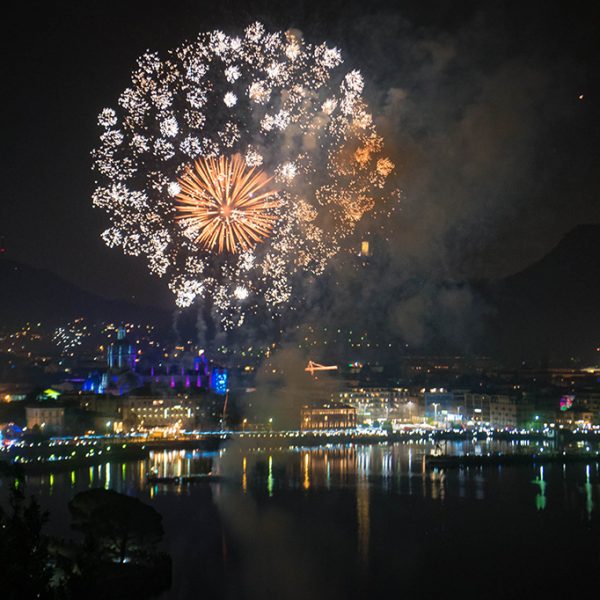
[
  {"xmin": 92, "ymin": 23, "xmax": 396, "ymax": 328},
  {"xmin": 175, "ymin": 154, "xmax": 280, "ymax": 254}
]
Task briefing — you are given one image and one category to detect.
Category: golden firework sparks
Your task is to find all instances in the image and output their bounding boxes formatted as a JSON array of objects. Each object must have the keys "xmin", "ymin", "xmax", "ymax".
[{"xmin": 175, "ymin": 154, "xmax": 280, "ymax": 253}]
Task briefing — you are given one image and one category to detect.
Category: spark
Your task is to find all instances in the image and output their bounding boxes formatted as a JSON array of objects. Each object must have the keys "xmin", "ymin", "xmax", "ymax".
[
  {"xmin": 225, "ymin": 66, "xmax": 241, "ymax": 83},
  {"xmin": 276, "ymin": 162, "xmax": 297, "ymax": 182},
  {"xmin": 224, "ymin": 92, "xmax": 238, "ymax": 107},
  {"xmin": 234, "ymin": 286, "xmax": 249, "ymax": 300},
  {"xmin": 167, "ymin": 182, "xmax": 181, "ymax": 196},
  {"xmin": 98, "ymin": 108, "xmax": 117, "ymax": 128}
]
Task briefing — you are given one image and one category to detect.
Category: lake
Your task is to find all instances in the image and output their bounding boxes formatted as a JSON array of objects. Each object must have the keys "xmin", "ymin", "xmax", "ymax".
[{"xmin": 20, "ymin": 439, "xmax": 600, "ymax": 598}]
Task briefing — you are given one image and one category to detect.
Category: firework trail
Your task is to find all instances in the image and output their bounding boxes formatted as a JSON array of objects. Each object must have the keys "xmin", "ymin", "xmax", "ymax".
[{"xmin": 93, "ymin": 23, "xmax": 395, "ymax": 329}]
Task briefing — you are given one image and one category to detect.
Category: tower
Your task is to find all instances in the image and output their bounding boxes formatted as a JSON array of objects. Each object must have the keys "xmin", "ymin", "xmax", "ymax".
[{"xmin": 106, "ymin": 326, "xmax": 136, "ymax": 370}]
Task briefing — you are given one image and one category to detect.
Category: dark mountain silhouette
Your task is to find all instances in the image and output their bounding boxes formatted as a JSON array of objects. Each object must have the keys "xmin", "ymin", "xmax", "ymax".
[
  {"xmin": 0, "ymin": 258, "xmax": 169, "ymax": 328},
  {"xmin": 483, "ymin": 224, "xmax": 600, "ymax": 361}
]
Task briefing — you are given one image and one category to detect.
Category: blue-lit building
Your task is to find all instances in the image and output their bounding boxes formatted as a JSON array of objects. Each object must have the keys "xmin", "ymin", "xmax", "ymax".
[
  {"xmin": 82, "ymin": 326, "xmax": 139, "ymax": 395},
  {"xmin": 211, "ymin": 368, "xmax": 228, "ymax": 395},
  {"xmin": 81, "ymin": 335, "xmax": 225, "ymax": 398},
  {"xmin": 107, "ymin": 326, "xmax": 136, "ymax": 370}
]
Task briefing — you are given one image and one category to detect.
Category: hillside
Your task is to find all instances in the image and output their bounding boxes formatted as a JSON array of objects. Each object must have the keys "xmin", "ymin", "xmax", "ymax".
[
  {"xmin": 0, "ymin": 258, "xmax": 169, "ymax": 328},
  {"xmin": 484, "ymin": 224, "xmax": 600, "ymax": 360}
]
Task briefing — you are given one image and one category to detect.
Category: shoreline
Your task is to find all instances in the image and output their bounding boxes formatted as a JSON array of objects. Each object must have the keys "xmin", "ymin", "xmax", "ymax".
[{"xmin": 2, "ymin": 428, "xmax": 599, "ymax": 474}]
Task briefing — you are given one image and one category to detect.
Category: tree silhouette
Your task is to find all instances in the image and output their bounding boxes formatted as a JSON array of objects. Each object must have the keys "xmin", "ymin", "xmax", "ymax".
[
  {"xmin": 1, "ymin": 464, "xmax": 172, "ymax": 599},
  {"xmin": 64, "ymin": 489, "xmax": 171, "ymax": 598},
  {"xmin": 68, "ymin": 488, "xmax": 164, "ymax": 564},
  {"xmin": 0, "ymin": 462, "xmax": 53, "ymax": 600}
]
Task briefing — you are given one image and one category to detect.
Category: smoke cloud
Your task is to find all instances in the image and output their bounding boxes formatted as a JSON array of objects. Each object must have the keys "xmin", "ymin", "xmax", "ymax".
[{"xmin": 266, "ymin": 2, "xmax": 600, "ymax": 353}]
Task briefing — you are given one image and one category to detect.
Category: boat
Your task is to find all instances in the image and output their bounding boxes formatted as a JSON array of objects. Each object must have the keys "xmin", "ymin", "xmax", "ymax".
[
  {"xmin": 425, "ymin": 451, "xmax": 600, "ymax": 469},
  {"xmin": 146, "ymin": 472, "xmax": 223, "ymax": 484}
]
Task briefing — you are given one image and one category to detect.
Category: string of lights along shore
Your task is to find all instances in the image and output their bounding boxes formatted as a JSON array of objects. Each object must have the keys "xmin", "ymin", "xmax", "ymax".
[{"xmin": 92, "ymin": 23, "xmax": 397, "ymax": 329}]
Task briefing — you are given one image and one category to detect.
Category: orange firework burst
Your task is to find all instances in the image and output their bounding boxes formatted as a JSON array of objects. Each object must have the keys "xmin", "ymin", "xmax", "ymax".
[{"xmin": 175, "ymin": 154, "xmax": 280, "ymax": 253}]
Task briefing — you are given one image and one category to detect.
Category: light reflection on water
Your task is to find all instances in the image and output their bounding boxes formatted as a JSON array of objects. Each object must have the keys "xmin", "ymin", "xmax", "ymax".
[
  {"xmin": 20, "ymin": 440, "xmax": 600, "ymax": 599},
  {"xmin": 25, "ymin": 440, "xmax": 600, "ymax": 513}
]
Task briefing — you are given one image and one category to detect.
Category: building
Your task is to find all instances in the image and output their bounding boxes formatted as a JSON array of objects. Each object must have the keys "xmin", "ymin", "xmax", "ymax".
[
  {"xmin": 489, "ymin": 395, "xmax": 517, "ymax": 428},
  {"xmin": 77, "ymin": 393, "xmax": 123, "ymax": 434},
  {"xmin": 463, "ymin": 393, "xmax": 534, "ymax": 427},
  {"xmin": 26, "ymin": 404, "xmax": 65, "ymax": 434},
  {"xmin": 141, "ymin": 350, "xmax": 210, "ymax": 391},
  {"xmin": 335, "ymin": 387, "xmax": 410, "ymax": 423},
  {"xmin": 464, "ymin": 393, "xmax": 492, "ymax": 424},
  {"xmin": 78, "ymin": 393, "xmax": 120, "ymax": 417},
  {"xmin": 301, "ymin": 404, "xmax": 356, "ymax": 430},
  {"xmin": 107, "ymin": 326, "xmax": 136, "ymax": 370},
  {"xmin": 0, "ymin": 382, "xmax": 33, "ymax": 403},
  {"xmin": 121, "ymin": 396, "xmax": 196, "ymax": 432},
  {"xmin": 573, "ymin": 390, "xmax": 600, "ymax": 424},
  {"xmin": 423, "ymin": 390, "xmax": 456, "ymax": 422}
]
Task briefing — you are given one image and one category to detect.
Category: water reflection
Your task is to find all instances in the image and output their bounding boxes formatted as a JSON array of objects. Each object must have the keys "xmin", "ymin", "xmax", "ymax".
[
  {"xmin": 585, "ymin": 464, "xmax": 594, "ymax": 519},
  {"xmin": 302, "ymin": 452, "xmax": 310, "ymax": 490},
  {"xmin": 532, "ymin": 465, "xmax": 547, "ymax": 510},
  {"xmin": 267, "ymin": 455, "xmax": 274, "ymax": 497},
  {"xmin": 242, "ymin": 456, "xmax": 247, "ymax": 493},
  {"xmin": 356, "ymin": 481, "xmax": 369, "ymax": 564},
  {"xmin": 23, "ymin": 441, "xmax": 600, "ymax": 512},
  {"xmin": 17, "ymin": 440, "xmax": 600, "ymax": 600}
]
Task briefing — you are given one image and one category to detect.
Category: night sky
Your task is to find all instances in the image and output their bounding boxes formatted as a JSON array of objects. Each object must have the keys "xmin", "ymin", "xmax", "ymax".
[{"xmin": 3, "ymin": 0, "xmax": 599, "ymax": 309}]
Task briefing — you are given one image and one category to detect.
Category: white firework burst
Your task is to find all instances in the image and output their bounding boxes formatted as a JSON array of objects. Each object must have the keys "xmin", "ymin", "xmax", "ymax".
[{"xmin": 92, "ymin": 22, "xmax": 396, "ymax": 329}]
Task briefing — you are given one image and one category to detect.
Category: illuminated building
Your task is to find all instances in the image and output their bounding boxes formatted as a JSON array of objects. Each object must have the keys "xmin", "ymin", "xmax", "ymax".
[
  {"xmin": 26, "ymin": 404, "xmax": 65, "ymax": 434},
  {"xmin": 464, "ymin": 393, "xmax": 534, "ymax": 428},
  {"xmin": 140, "ymin": 350, "xmax": 210, "ymax": 391},
  {"xmin": 81, "ymin": 326, "xmax": 139, "ymax": 395},
  {"xmin": 301, "ymin": 403, "xmax": 356, "ymax": 430},
  {"xmin": 555, "ymin": 409, "xmax": 595, "ymax": 428},
  {"xmin": 574, "ymin": 391, "xmax": 600, "ymax": 424},
  {"xmin": 211, "ymin": 368, "xmax": 228, "ymax": 395},
  {"xmin": 0, "ymin": 383, "xmax": 32, "ymax": 402},
  {"xmin": 121, "ymin": 395, "xmax": 196, "ymax": 432},
  {"xmin": 335, "ymin": 387, "xmax": 410, "ymax": 423},
  {"xmin": 464, "ymin": 393, "xmax": 493, "ymax": 424},
  {"xmin": 422, "ymin": 390, "xmax": 455, "ymax": 422},
  {"xmin": 489, "ymin": 395, "xmax": 518, "ymax": 428},
  {"xmin": 107, "ymin": 326, "xmax": 136, "ymax": 370}
]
